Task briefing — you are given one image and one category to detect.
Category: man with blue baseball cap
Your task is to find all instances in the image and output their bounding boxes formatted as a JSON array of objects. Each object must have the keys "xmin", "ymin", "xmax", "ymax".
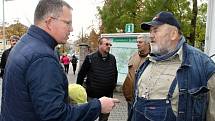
[
  {"xmin": 129, "ymin": 11, "xmax": 215, "ymax": 121},
  {"xmin": 141, "ymin": 11, "xmax": 180, "ymax": 30}
]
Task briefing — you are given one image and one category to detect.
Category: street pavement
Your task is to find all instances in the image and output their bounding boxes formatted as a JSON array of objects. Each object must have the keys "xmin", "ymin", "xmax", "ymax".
[{"xmin": 0, "ymin": 63, "xmax": 128, "ymax": 121}]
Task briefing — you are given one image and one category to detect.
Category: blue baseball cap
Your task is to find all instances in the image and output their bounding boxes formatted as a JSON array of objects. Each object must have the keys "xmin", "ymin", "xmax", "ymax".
[{"xmin": 141, "ymin": 11, "xmax": 180, "ymax": 30}]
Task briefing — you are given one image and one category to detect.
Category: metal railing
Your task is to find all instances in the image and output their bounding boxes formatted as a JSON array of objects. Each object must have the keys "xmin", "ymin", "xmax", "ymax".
[{"xmin": 210, "ymin": 54, "xmax": 215, "ymax": 58}]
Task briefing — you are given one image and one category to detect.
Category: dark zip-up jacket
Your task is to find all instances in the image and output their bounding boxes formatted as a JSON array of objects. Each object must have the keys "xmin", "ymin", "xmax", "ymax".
[
  {"xmin": 1, "ymin": 25, "xmax": 101, "ymax": 121},
  {"xmin": 77, "ymin": 51, "xmax": 118, "ymax": 98},
  {"xmin": 0, "ymin": 47, "xmax": 12, "ymax": 78}
]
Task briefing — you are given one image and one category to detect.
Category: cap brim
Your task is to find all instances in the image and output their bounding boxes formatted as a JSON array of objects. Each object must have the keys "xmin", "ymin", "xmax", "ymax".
[{"xmin": 141, "ymin": 21, "xmax": 163, "ymax": 30}]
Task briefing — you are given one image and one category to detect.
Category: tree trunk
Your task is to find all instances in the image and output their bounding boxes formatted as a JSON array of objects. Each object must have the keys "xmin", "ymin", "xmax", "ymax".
[{"xmin": 190, "ymin": 0, "xmax": 198, "ymax": 46}]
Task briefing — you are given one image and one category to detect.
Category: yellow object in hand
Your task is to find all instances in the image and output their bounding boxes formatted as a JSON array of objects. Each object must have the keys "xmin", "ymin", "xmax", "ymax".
[{"xmin": 68, "ymin": 84, "xmax": 87, "ymax": 104}]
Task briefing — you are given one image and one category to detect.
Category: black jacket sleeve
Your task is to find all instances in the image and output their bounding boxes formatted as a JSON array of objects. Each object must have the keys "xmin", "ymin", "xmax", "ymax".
[
  {"xmin": 76, "ymin": 55, "xmax": 91, "ymax": 85},
  {"xmin": 113, "ymin": 56, "xmax": 118, "ymax": 84},
  {"xmin": 0, "ymin": 49, "xmax": 10, "ymax": 77}
]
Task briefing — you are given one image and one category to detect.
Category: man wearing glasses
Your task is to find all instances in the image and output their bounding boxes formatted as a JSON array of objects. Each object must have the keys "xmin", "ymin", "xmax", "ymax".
[
  {"xmin": 77, "ymin": 37, "xmax": 118, "ymax": 121},
  {"xmin": 0, "ymin": 0, "xmax": 119, "ymax": 121}
]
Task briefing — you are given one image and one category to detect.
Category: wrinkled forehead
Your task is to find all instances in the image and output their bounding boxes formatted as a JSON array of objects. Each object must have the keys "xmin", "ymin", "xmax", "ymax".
[
  {"xmin": 150, "ymin": 24, "xmax": 175, "ymax": 31},
  {"xmin": 150, "ymin": 24, "xmax": 163, "ymax": 30}
]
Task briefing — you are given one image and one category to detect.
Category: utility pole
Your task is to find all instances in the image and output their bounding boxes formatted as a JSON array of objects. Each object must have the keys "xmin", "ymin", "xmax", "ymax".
[
  {"xmin": 81, "ymin": 27, "xmax": 83, "ymax": 43},
  {"xmin": 205, "ymin": 0, "xmax": 215, "ymax": 62},
  {"xmin": 2, "ymin": 0, "xmax": 6, "ymax": 50},
  {"xmin": 2, "ymin": 0, "xmax": 15, "ymax": 51}
]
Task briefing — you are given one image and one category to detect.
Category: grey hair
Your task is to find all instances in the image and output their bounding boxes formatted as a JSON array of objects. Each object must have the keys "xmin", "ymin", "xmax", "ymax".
[
  {"xmin": 34, "ymin": 0, "xmax": 73, "ymax": 24},
  {"xmin": 137, "ymin": 34, "xmax": 150, "ymax": 43}
]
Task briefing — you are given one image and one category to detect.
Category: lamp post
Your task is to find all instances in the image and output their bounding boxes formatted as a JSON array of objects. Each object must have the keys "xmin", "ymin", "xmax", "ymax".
[
  {"xmin": 2, "ymin": 0, "xmax": 6, "ymax": 50},
  {"xmin": 81, "ymin": 27, "xmax": 83, "ymax": 43},
  {"xmin": 2, "ymin": 0, "xmax": 14, "ymax": 51}
]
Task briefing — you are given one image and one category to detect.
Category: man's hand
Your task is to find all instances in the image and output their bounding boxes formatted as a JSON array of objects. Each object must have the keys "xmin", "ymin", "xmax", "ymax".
[{"xmin": 99, "ymin": 97, "xmax": 120, "ymax": 114}]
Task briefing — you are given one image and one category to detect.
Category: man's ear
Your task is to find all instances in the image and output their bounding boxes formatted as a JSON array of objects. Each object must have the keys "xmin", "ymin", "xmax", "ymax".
[
  {"xmin": 45, "ymin": 17, "xmax": 53, "ymax": 30},
  {"xmin": 170, "ymin": 29, "xmax": 179, "ymax": 41}
]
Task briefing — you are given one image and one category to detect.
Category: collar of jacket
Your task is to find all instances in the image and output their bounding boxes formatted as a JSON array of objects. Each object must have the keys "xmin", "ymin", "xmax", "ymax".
[
  {"xmin": 138, "ymin": 51, "xmax": 148, "ymax": 57},
  {"xmin": 181, "ymin": 42, "xmax": 192, "ymax": 67},
  {"xmin": 96, "ymin": 50, "xmax": 110, "ymax": 61},
  {"xmin": 27, "ymin": 25, "xmax": 58, "ymax": 50}
]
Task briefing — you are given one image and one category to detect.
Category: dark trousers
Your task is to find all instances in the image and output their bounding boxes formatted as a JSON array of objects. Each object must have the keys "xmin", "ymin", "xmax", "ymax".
[
  {"xmin": 87, "ymin": 93, "xmax": 113, "ymax": 121},
  {"xmin": 127, "ymin": 102, "xmax": 132, "ymax": 116},
  {"xmin": 98, "ymin": 113, "xmax": 110, "ymax": 121},
  {"xmin": 64, "ymin": 64, "xmax": 69, "ymax": 73},
  {"xmin": 72, "ymin": 64, "xmax": 77, "ymax": 74}
]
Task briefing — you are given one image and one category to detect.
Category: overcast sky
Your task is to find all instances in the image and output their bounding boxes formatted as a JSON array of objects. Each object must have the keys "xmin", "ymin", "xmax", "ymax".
[{"xmin": 0, "ymin": 0, "xmax": 104, "ymax": 40}]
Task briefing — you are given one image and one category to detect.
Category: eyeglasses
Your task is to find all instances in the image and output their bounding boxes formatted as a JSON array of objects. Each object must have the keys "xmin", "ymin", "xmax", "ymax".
[
  {"xmin": 105, "ymin": 43, "xmax": 112, "ymax": 46},
  {"xmin": 51, "ymin": 17, "xmax": 72, "ymax": 27}
]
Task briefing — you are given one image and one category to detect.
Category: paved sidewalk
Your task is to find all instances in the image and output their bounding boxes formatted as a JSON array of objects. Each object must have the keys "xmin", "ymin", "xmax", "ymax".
[{"xmin": 108, "ymin": 92, "xmax": 128, "ymax": 121}]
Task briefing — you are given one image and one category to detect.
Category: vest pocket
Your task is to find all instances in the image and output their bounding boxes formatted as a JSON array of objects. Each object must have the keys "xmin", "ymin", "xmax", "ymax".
[
  {"xmin": 135, "ymin": 105, "xmax": 171, "ymax": 121},
  {"xmin": 144, "ymin": 106, "xmax": 168, "ymax": 121},
  {"xmin": 188, "ymin": 86, "xmax": 209, "ymax": 121}
]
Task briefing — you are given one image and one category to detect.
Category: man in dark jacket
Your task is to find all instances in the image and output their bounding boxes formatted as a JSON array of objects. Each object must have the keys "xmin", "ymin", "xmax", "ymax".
[
  {"xmin": 0, "ymin": 0, "xmax": 119, "ymax": 121},
  {"xmin": 0, "ymin": 35, "xmax": 19, "ymax": 78},
  {"xmin": 77, "ymin": 37, "xmax": 118, "ymax": 121},
  {"xmin": 71, "ymin": 54, "xmax": 78, "ymax": 75}
]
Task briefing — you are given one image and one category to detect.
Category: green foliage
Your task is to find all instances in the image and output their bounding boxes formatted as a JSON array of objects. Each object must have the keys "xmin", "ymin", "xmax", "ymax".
[
  {"xmin": 195, "ymin": 3, "xmax": 207, "ymax": 50},
  {"xmin": 98, "ymin": 0, "xmax": 124, "ymax": 33},
  {"xmin": 98, "ymin": 0, "xmax": 142, "ymax": 33},
  {"xmin": 98, "ymin": 0, "xmax": 207, "ymax": 49},
  {"xmin": 142, "ymin": 0, "xmax": 192, "ymax": 37}
]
